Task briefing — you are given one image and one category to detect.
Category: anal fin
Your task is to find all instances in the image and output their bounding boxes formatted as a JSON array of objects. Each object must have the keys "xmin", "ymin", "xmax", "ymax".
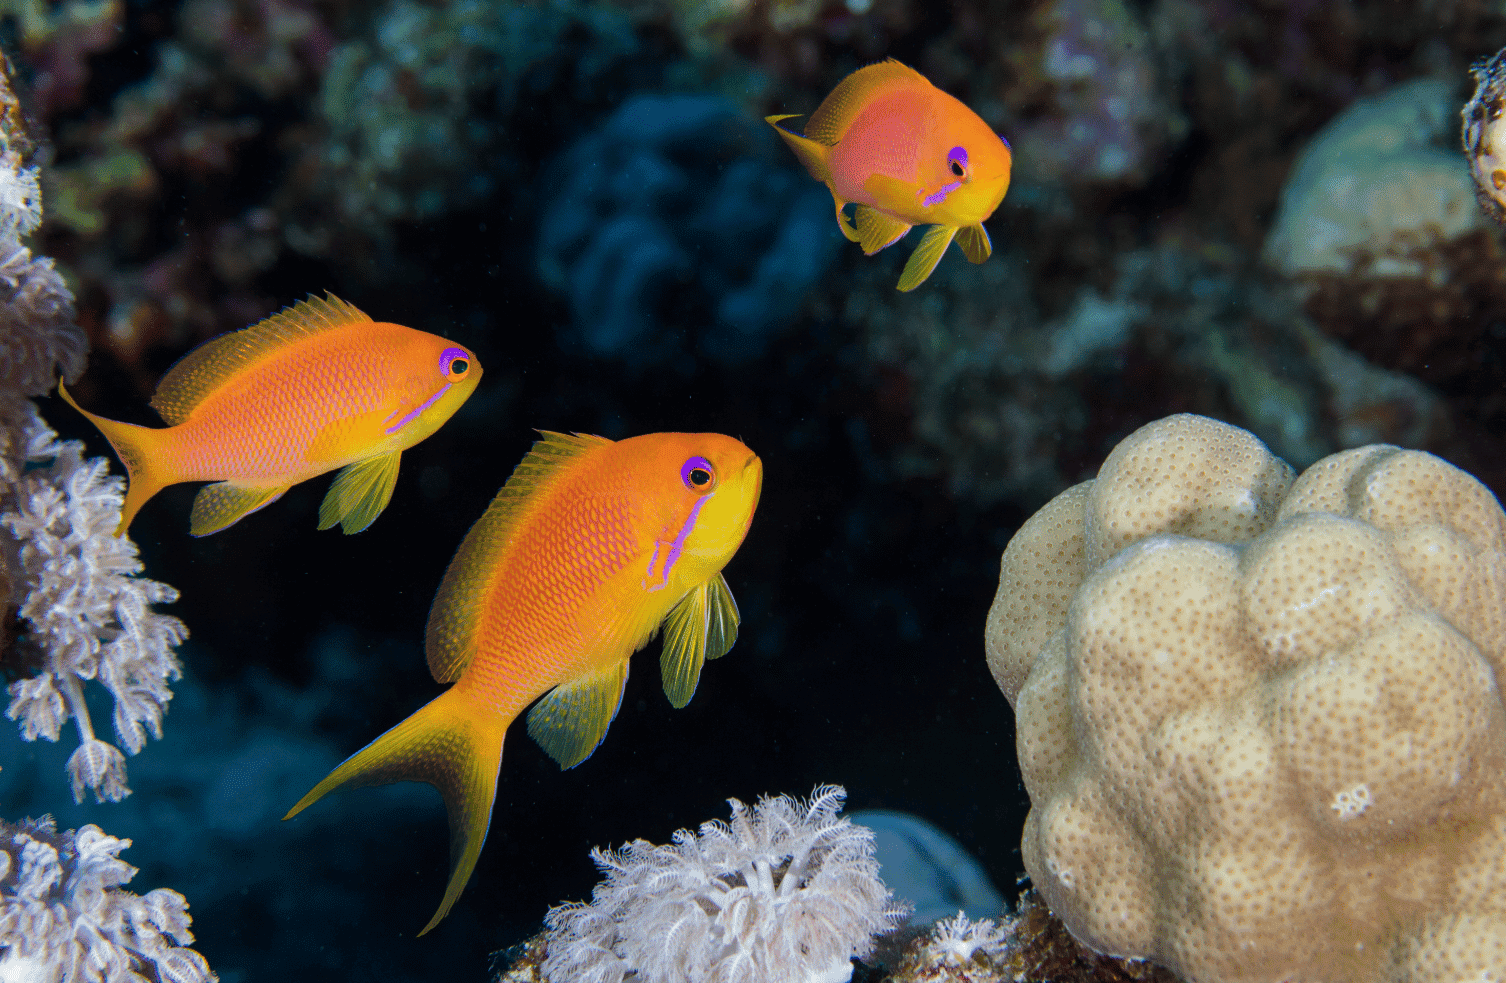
[
  {"xmin": 854, "ymin": 206, "xmax": 911, "ymax": 255},
  {"xmin": 189, "ymin": 482, "xmax": 289, "ymax": 536},
  {"xmin": 319, "ymin": 451, "xmax": 402, "ymax": 534},
  {"xmin": 660, "ymin": 573, "xmax": 741, "ymax": 709},
  {"xmin": 526, "ymin": 659, "xmax": 630, "ymax": 770}
]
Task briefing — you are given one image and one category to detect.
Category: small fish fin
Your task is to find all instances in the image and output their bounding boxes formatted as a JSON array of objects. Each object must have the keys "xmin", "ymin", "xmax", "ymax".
[
  {"xmin": 835, "ymin": 199, "xmax": 860, "ymax": 242},
  {"xmin": 318, "ymin": 451, "xmax": 402, "ymax": 534},
  {"xmin": 768, "ymin": 115, "xmax": 859, "ymax": 241},
  {"xmin": 956, "ymin": 223, "xmax": 992, "ymax": 264},
  {"xmin": 283, "ymin": 685, "xmax": 508, "ymax": 936},
  {"xmin": 58, "ymin": 382, "xmax": 172, "ymax": 535},
  {"xmin": 766, "ymin": 114, "xmax": 834, "ymax": 182},
  {"xmin": 853, "ymin": 206, "xmax": 911, "ymax": 255},
  {"xmin": 426, "ymin": 430, "xmax": 613, "ymax": 684},
  {"xmin": 805, "ymin": 59, "xmax": 930, "ymax": 145},
  {"xmin": 897, "ymin": 225, "xmax": 959, "ymax": 292},
  {"xmin": 526, "ymin": 658, "xmax": 629, "ymax": 770},
  {"xmin": 188, "ymin": 481, "xmax": 289, "ymax": 536},
  {"xmin": 659, "ymin": 573, "xmax": 741, "ymax": 710},
  {"xmin": 151, "ymin": 293, "xmax": 372, "ymax": 426}
]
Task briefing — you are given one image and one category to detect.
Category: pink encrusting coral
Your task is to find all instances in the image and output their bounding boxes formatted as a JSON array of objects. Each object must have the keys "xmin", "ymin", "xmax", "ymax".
[{"xmin": 542, "ymin": 785, "xmax": 907, "ymax": 983}]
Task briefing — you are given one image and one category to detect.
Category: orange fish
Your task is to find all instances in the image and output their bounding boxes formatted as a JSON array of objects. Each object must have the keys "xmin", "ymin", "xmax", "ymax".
[
  {"xmin": 284, "ymin": 430, "xmax": 763, "ymax": 934},
  {"xmin": 767, "ymin": 59, "xmax": 1012, "ymax": 291},
  {"xmin": 59, "ymin": 294, "xmax": 481, "ymax": 536}
]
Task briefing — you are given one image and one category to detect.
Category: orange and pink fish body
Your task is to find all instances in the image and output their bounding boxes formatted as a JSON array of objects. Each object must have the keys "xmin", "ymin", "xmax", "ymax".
[
  {"xmin": 767, "ymin": 59, "xmax": 1013, "ymax": 291},
  {"xmin": 284, "ymin": 430, "xmax": 763, "ymax": 934},
  {"xmin": 59, "ymin": 294, "xmax": 480, "ymax": 536}
]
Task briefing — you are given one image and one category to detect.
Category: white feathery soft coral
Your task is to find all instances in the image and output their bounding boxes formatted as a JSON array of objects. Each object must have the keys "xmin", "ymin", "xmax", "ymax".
[
  {"xmin": 0, "ymin": 51, "xmax": 186, "ymax": 805},
  {"xmin": 543, "ymin": 785, "xmax": 908, "ymax": 983},
  {"xmin": 1, "ymin": 440, "xmax": 188, "ymax": 803},
  {"xmin": 926, "ymin": 912, "xmax": 1010, "ymax": 966},
  {"xmin": 0, "ymin": 816, "xmax": 216, "ymax": 982}
]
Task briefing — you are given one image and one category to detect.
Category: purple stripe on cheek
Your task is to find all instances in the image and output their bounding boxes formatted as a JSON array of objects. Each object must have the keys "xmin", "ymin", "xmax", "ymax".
[
  {"xmin": 384, "ymin": 383, "xmax": 451, "ymax": 435},
  {"xmin": 643, "ymin": 495, "xmax": 711, "ymax": 592},
  {"xmin": 922, "ymin": 181, "xmax": 962, "ymax": 207}
]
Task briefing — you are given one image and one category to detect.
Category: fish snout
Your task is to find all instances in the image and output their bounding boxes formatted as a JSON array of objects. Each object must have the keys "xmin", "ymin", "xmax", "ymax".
[{"xmin": 742, "ymin": 453, "xmax": 764, "ymax": 517}]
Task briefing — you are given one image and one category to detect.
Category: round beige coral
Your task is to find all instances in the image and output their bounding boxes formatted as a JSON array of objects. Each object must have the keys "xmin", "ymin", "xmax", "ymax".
[{"xmin": 985, "ymin": 414, "xmax": 1506, "ymax": 982}]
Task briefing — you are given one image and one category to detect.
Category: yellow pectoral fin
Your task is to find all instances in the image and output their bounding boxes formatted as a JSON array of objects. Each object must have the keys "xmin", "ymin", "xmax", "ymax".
[
  {"xmin": 897, "ymin": 225, "xmax": 959, "ymax": 292},
  {"xmin": 189, "ymin": 482, "xmax": 290, "ymax": 536},
  {"xmin": 525, "ymin": 658, "xmax": 630, "ymax": 770},
  {"xmin": 863, "ymin": 172, "xmax": 925, "ymax": 217},
  {"xmin": 956, "ymin": 223, "xmax": 992, "ymax": 264},
  {"xmin": 659, "ymin": 573, "xmax": 741, "ymax": 709},
  {"xmin": 282, "ymin": 685, "xmax": 508, "ymax": 936},
  {"xmin": 318, "ymin": 450, "xmax": 402, "ymax": 534},
  {"xmin": 853, "ymin": 206, "xmax": 912, "ymax": 255}
]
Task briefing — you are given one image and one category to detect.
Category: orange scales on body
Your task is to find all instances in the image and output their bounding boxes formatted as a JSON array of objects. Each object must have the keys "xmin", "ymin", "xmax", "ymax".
[
  {"xmin": 283, "ymin": 430, "xmax": 764, "ymax": 934},
  {"xmin": 59, "ymin": 293, "xmax": 480, "ymax": 536},
  {"xmin": 767, "ymin": 59, "xmax": 1013, "ymax": 291}
]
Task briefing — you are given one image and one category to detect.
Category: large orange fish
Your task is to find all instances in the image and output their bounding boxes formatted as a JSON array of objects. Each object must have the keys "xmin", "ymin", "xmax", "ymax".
[
  {"xmin": 767, "ymin": 59, "xmax": 1012, "ymax": 291},
  {"xmin": 284, "ymin": 430, "xmax": 763, "ymax": 934},
  {"xmin": 59, "ymin": 294, "xmax": 481, "ymax": 536}
]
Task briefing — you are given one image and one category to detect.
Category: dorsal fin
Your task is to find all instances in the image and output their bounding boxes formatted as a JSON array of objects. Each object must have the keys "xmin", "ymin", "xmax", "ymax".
[
  {"xmin": 425, "ymin": 430, "xmax": 613, "ymax": 684},
  {"xmin": 150, "ymin": 293, "xmax": 373, "ymax": 425},
  {"xmin": 805, "ymin": 59, "xmax": 930, "ymax": 146}
]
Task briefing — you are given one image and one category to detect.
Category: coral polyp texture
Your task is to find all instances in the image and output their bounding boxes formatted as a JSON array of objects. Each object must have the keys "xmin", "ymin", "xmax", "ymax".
[
  {"xmin": 541, "ymin": 785, "xmax": 906, "ymax": 983},
  {"xmin": 1463, "ymin": 46, "xmax": 1506, "ymax": 226},
  {"xmin": 1263, "ymin": 78, "xmax": 1506, "ymax": 387},
  {"xmin": 984, "ymin": 413, "xmax": 1506, "ymax": 982},
  {"xmin": 0, "ymin": 55, "xmax": 186, "ymax": 805},
  {"xmin": 0, "ymin": 816, "xmax": 215, "ymax": 982}
]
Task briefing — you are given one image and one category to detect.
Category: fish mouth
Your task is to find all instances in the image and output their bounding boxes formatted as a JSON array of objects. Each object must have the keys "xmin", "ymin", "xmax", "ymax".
[
  {"xmin": 742, "ymin": 453, "xmax": 764, "ymax": 519},
  {"xmin": 977, "ymin": 173, "xmax": 1011, "ymax": 212}
]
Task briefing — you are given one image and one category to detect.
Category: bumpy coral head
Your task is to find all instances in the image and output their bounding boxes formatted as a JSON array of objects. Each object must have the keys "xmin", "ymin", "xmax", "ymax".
[
  {"xmin": 616, "ymin": 432, "xmax": 762, "ymax": 583},
  {"xmin": 986, "ymin": 414, "xmax": 1506, "ymax": 983}
]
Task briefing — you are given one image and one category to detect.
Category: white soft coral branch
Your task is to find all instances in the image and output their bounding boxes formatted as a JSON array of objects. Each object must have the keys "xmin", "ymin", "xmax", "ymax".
[
  {"xmin": 1, "ymin": 430, "xmax": 188, "ymax": 803},
  {"xmin": 0, "ymin": 816, "xmax": 216, "ymax": 981},
  {"xmin": 0, "ymin": 58, "xmax": 185, "ymax": 805}
]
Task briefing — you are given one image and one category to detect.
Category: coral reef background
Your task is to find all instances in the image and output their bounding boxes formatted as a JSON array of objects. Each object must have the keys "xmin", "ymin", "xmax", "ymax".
[{"xmin": 2, "ymin": 0, "xmax": 1504, "ymax": 980}]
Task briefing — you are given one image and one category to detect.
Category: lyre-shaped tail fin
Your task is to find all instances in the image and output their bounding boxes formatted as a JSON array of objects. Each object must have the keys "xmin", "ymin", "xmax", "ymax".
[
  {"xmin": 283, "ymin": 686, "xmax": 508, "ymax": 935},
  {"xmin": 58, "ymin": 382, "xmax": 172, "ymax": 536}
]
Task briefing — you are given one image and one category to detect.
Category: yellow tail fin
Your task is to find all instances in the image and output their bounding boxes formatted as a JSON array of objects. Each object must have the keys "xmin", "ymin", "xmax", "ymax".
[
  {"xmin": 283, "ymin": 685, "xmax": 508, "ymax": 936},
  {"xmin": 766, "ymin": 114, "xmax": 832, "ymax": 183},
  {"xmin": 57, "ymin": 382, "xmax": 171, "ymax": 535}
]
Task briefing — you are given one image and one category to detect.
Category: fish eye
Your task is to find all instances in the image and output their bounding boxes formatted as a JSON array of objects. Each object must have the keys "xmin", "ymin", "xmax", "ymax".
[
  {"xmin": 680, "ymin": 456, "xmax": 716, "ymax": 492},
  {"xmin": 947, "ymin": 145, "xmax": 970, "ymax": 180},
  {"xmin": 439, "ymin": 347, "xmax": 471, "ymax": 381}
]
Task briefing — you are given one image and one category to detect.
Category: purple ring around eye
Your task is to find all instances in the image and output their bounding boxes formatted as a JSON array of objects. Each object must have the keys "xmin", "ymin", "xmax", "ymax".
[
  {"xmin": 439, "ymin": 346, "xmax": 470, "ymax": 375},
  {"xmin": 948, "ymin": 145, "xmax": 969, "ymax": 168},
  {"xmin": 681, "ymin": 455, "xmax": 715, "ymax": 490}
]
